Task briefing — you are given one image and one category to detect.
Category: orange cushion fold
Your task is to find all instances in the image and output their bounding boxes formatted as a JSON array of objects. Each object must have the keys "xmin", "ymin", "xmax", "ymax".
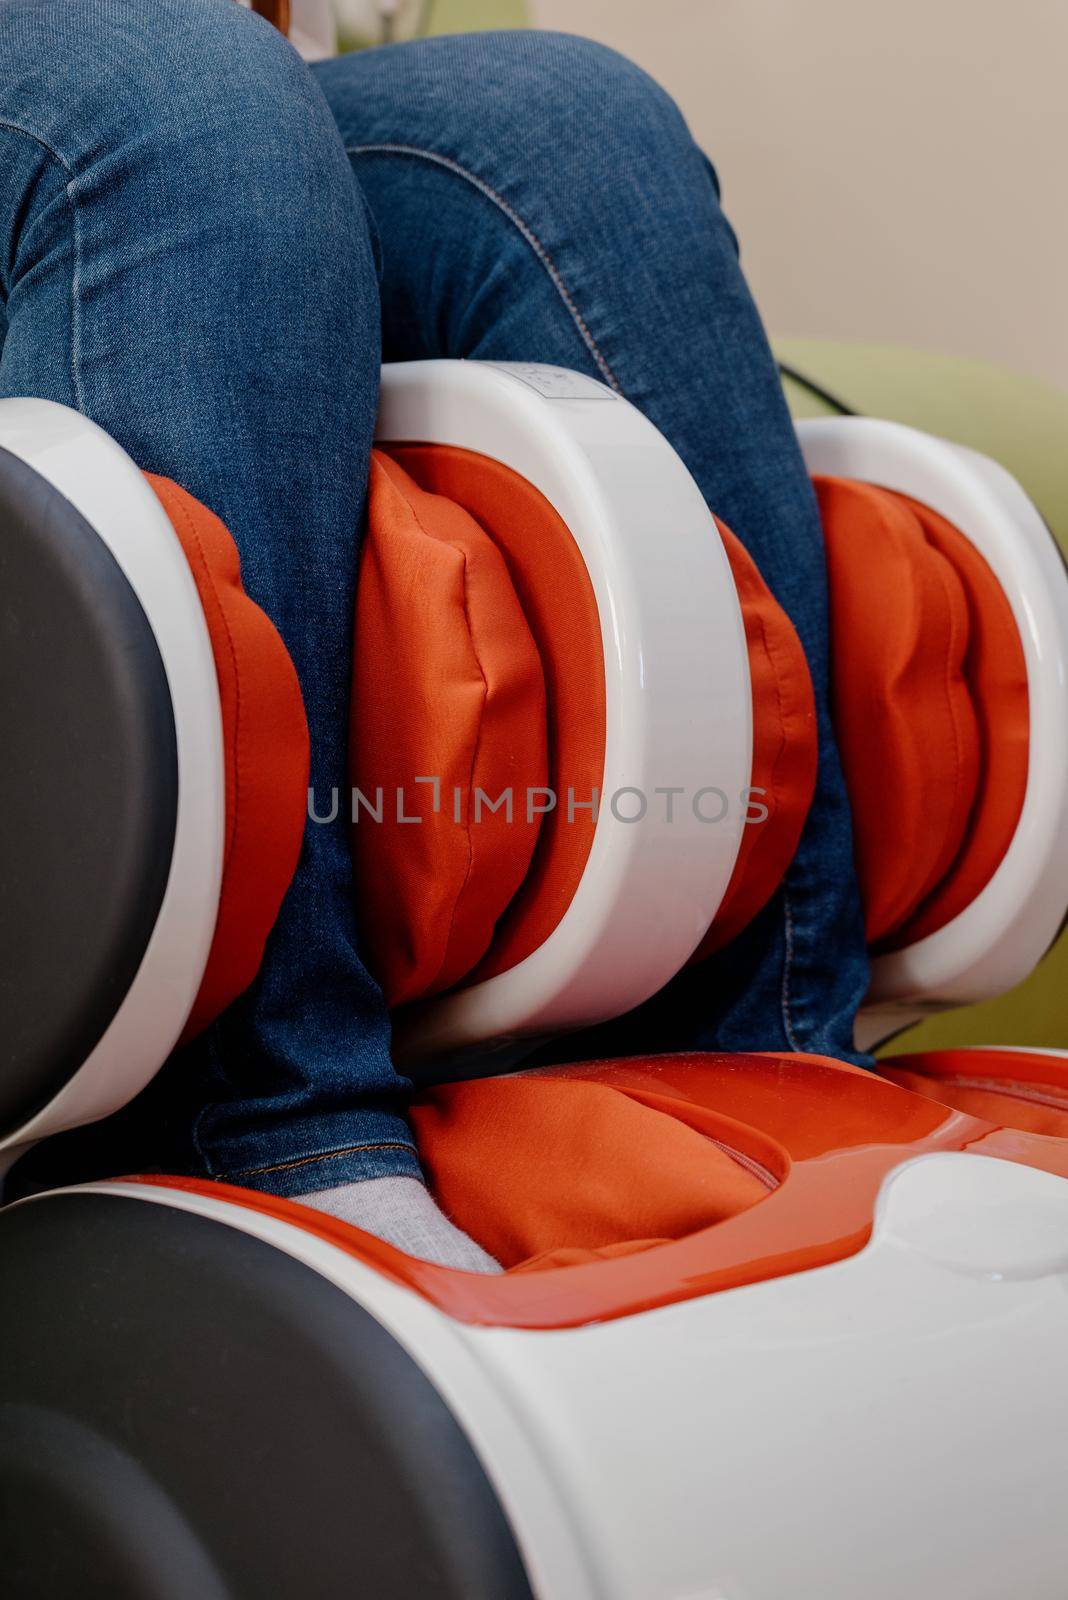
[
  {"xmin": 691, "ymin": 521, "xmax": 818, "ymax": 960},
  {"xmin": 350, "ymin": 451, "xmax": 548, "ymax": 1007},
  {"xmin": 146, "ymin": 474, "xmax": 310, "ymax": 1043},
  {"xmin": 410, "ymin": 1071, "xmax": 774, "ymax": 1271},
  {"xmin": 373, "ymin": 444, "xmax": 607, "ymax": 990},
  {"xmin": 816, "ymin": 476, "xmax": 981, "ymax": 944},
  {"xmin": 886, "ymin": 496, "xmax": 1029, "ymax": 947}
]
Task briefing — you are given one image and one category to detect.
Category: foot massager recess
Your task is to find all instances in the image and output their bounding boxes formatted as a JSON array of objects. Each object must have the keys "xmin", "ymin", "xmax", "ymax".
[{"xmin": 3, "ymin": 361, "xmax": 1068, "ymax": 1599}]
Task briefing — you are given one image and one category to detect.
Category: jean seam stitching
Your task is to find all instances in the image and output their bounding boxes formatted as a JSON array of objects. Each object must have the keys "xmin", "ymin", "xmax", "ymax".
[
  {"xmin": 189, "ymin": 1026, "xmax": 229, "ymax": 1175},
  {"xmin": 228, "ymin": 1140, "xmax": 419, "ymax": 1181},
  {"xmin": 780, "ymin": 888, "xmax": 803, "ymax": 1052},
  {"xmin": 0, "ymin": 118, "xmax": 84, "ymax": 411},
  {"xmin": 345, "ymin": 142, "xmax": 624, "ymax": 393}
]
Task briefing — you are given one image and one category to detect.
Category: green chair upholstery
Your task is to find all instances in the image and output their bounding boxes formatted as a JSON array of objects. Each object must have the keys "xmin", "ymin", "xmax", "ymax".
[
  {"xmin": 777, "ymin": 338, "xmax": 1068, "ymax": 1051},
  {"xmin": 428, "ymin": 0, "xmax": 528, "ymax": 28}
]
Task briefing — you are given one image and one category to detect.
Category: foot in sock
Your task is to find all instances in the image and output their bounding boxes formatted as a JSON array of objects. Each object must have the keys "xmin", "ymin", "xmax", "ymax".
[{"xmin": 303, "ymin": 1174, "xmax": 502, "ymax": 1274}]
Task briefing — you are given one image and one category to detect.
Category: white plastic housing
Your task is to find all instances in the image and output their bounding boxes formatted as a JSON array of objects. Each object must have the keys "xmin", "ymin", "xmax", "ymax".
[
  {"xmin": 376, "ymin": 361, "xmax": 751, "ymax": 1067},
  {"xmin": 0, "ymin": 399, "xmax": 225, "ymax": 1176},
  {"xmin": 797, "ymin": 418, "xmax": 1068, "ymax": 1044},
  {"xmin": 85, "ymin": 1152, "xmax": 1068, "ymax": 1600}
]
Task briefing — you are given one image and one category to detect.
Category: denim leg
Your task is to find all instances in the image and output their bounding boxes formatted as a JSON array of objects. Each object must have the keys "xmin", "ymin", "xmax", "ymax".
[
  {"xmin": 315, "ymin": 31, "xmax": 870, "ymax": 1063},
  {"xmin": 1, "ymin": 0, "xmax": 419, "ymax": 1194}
]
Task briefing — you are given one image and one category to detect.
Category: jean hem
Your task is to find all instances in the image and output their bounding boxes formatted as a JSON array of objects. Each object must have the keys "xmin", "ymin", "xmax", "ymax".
[{"xmin": 220, "ymin": 1139, "xmax": 423, "ymax": 1199}]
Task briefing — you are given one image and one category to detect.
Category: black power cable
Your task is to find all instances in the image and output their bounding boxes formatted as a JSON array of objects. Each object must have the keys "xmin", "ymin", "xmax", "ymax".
[{"xmin": 777, "ymin": 361, "xmax": 858, "ymax": 417}]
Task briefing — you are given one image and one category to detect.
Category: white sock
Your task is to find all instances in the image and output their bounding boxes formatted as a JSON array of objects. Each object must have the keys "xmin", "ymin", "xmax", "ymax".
[{"xmin": 303, "ymin": 1175, "xmax": 501, "ymax": 1274}]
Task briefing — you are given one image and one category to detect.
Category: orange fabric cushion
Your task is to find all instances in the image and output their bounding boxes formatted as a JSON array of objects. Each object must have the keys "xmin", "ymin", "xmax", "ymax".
[
  {"xmin": 691, "ymin": 521, "xmax": 818, "ymax": 960},
  {"xmin": 882, "ymin": 1050, "xmax": 1068, "ymax": 1139},
  {"xmin": 381, "ymin": 444, "xmax": 607, "ymax": 987},
  {"xmin": 361, "ymin": 455, "xmax": 813, "ymax": 986},
  {"xmin": 146, "ymin": 475, "xmax": 309, "ymax": 1042},
  {"xmin": 886, "ymin": 496, "xmax": 1029, "ymax": 946},
  {"xmin": 410, "ymin": 1069, "xmax": 775, "ymax": 1271},
  {"xmin": 350, "ymin": 452, "xmax": 548, "ymax": 1007},
  {"xmin": 816, "ymin": 476, "xmax": 981, "ymax": 944}
]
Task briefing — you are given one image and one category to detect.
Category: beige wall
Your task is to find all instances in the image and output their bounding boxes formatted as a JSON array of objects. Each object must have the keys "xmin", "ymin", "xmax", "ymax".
[{"xmin": 532, "ymin": 0, "xmax": 1066, "ymax": 389}]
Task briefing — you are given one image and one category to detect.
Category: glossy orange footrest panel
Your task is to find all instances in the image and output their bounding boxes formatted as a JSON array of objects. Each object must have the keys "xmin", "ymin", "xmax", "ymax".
[
  {"xmin": 124, "ymin": 1050, "xmax": 1068, "ymax": 1329},
  {"xmin": 882, "ymin": 1048, "xmax": 1068, "ymax": 1143}
]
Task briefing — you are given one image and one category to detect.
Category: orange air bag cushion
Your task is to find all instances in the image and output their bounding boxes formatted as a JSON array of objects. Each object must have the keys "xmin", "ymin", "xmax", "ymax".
[
  {"xmin": 382, "ymin": 444, "xmax": 606, "ymax": 987},
  {"xmin": 410, "ymin": 1070, "xmax": 774, "ymax": 1271},
  {"xmin": 146, "ymin": 475, "xmax": 310, "ymax": 1042},
  {"xmin": 691, "ymin": 521, "xmax": 818, "ymax": 959},
  {"xmin": 350, "ymin": 452, "xmax": 548, "ymax": 1006},
  {"xmin": 816, "ymin": 476, "xmax": 981, "ymax": 944},
  {"xmin": 887, "ymin": 497, "xmax": 1029, "ymax": 946}
]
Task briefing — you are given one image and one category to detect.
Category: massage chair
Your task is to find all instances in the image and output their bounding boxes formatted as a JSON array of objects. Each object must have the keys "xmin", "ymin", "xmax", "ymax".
[{"xmin": 2, "ymin": 358, "xmax": 1068, "ymax": 1598}]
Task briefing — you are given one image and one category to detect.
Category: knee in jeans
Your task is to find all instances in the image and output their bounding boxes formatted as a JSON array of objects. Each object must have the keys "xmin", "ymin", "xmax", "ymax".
[
  {"xmin": 62, "ymin": 1, "xmax": 344, "ymax": 214},
  {"xmin": 493, "ymin": 30, "xmax": 696, "ymax": 169}
]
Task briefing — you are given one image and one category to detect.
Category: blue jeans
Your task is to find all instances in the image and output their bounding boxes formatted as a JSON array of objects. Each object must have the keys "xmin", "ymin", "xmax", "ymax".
[{"xmin": 2, "ymin": 4, "xmax": 868, "ymax": 1199}]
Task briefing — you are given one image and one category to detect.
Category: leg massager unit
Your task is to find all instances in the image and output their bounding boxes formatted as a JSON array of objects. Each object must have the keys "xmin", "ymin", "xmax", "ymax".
[{"xmin": 2, "ymin": 362, "xmax": 1068, "ymax": 1598}]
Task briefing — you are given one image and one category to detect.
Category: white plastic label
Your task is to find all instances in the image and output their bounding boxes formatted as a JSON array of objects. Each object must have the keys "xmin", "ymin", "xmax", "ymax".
[{"xmin": 488, "ymin": 362, "xmax": 619, "ymax": 401}]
